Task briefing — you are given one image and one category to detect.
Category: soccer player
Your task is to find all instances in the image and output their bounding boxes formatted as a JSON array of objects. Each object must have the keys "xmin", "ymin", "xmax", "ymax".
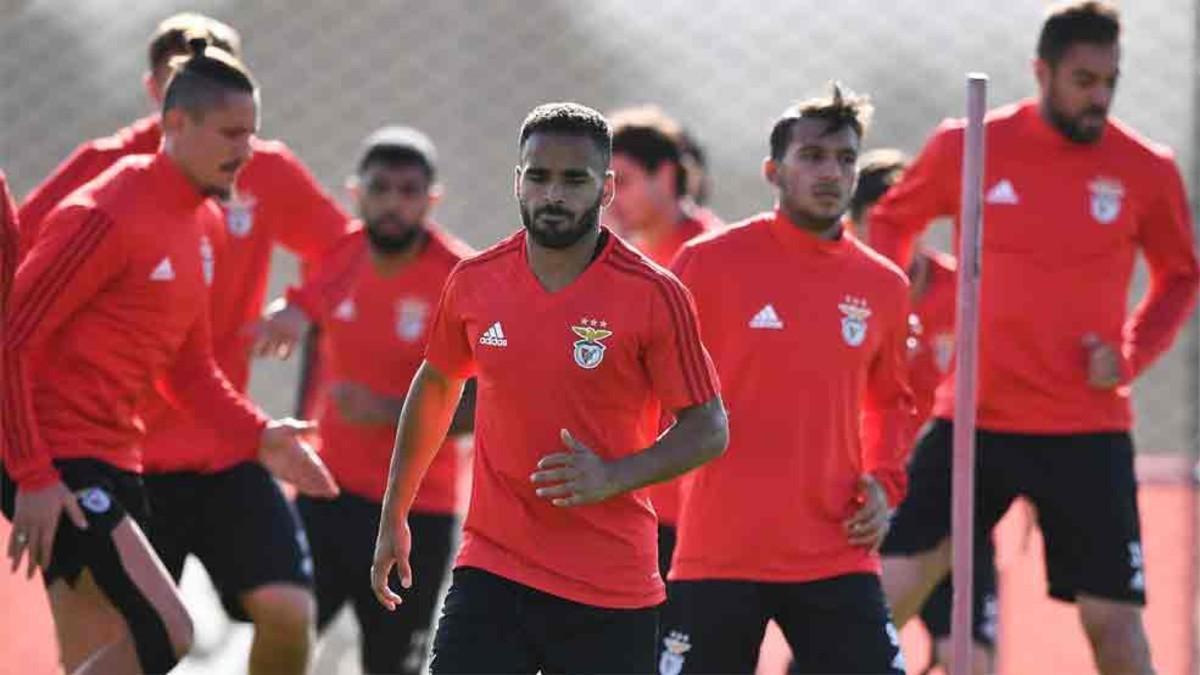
[
  {"xmin": 0, "ymin": 171, "xmax": 16, "ymax": 327},
  {"xmin": 605, "ymin": 105, "xmax": 720, "ymax": 578},
  {"xmin": 868, "ymin": 4, "xmax": 1200, "ymax": 673},
  {"xmin": 369, "ymin": 103, "xmax": 728, "ymax": 673},
  {"xmin": 852, "ymin": 151, "xmax": 997, "ymax": 675},
  {"xmin": 660, "ymin": 85, "xmax": 912, "ymax": 674},
  {"xmin": 18, "ymin": 14, "xmax": 352, "ymax": 673},
  {"xmin": 1, "ymin": 39, "xmax": 336, "ymax": 675},
  {"xmin": 252, "ymin": 126, "xmax": 475, "ymax": 674}
]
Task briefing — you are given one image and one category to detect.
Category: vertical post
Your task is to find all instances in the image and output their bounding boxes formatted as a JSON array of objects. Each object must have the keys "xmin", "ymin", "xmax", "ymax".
[{"xmin": 951, "ymin": 72, "xmax": 987, "ymax": 675}]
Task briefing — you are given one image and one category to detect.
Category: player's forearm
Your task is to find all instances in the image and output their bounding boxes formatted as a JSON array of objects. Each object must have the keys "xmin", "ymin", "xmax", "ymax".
[
  {"xmin": 609, "ymin": 396, "xmax": 728, "ymax": 494},
  {"xmin": 380, "ymin": 361, "xmax": 466, "ymax": 523},
  {"xmin": 2, "ymin": 348, "xmax": 58, "ymax": 490},
  {"xmin": 1123, "ymin": 268, "xmax": 1200, "ymax": 377},
  {"xmin": 171, "ymin": 356, "xmax": 269, "ymax": 458}
]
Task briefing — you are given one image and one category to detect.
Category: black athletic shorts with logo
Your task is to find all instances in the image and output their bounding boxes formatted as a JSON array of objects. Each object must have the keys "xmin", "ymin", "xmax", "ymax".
[
  {"xmin": 144, "ymin": 461, "xmax": 313, "ymax": 621},
  {"xmin": 430, "ymin": 566, "xmax": 658, "ymax": 674},
  {"xmin": 660, "ymin": 573, "xmax": 903, "ymax": 674},
  {"xmin": 297, "ymin": 491, "xmax": 459, "ymax": 675},
  {"xmin": 917, "ymin": 537, "xmax": 999, "ymax": 647},
  {"xmin": 883, "ymin": 419, "xmax": 1146, "ymax": 605}
]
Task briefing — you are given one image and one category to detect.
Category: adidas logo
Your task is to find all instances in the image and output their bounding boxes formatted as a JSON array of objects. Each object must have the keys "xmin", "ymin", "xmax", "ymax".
[
  {"xmin": 333, "ymin": 298, "xmax": 356, "ymax": 321},
  {"xmin": 149, "ymin": 257, "xmax": 175, "ymax": 281},
  {"xmin": 749, "ymin": 304, "xmax": 784, "ymax": 329},
  {"xmin": 985, "ymin": 179, "xmax": 1019, "ymax": 205},
  {"xmin": 479, "ymin": 321, "xmax": 508, "ymax": 347}
]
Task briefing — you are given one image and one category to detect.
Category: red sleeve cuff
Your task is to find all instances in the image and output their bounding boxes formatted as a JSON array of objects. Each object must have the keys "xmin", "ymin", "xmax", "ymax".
[{"xmin": 285, "ymin": 285, "xmax": 322, "ymax": 322}]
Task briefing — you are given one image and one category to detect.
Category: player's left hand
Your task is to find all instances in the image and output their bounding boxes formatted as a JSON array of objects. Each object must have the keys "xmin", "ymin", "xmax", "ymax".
[
  {"xmin": 845, "ymin": 474, "xmax": 891, "ymax": 551},
  {"xmin": 530, "ymin": 429, "xmax": 621, "ymax": 507}
]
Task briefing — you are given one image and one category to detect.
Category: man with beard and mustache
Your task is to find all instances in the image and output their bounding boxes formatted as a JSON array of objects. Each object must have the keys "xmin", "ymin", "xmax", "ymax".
[
  {"xmin": 2, "ymin": 39, "xmax": 337, "ymax": 675},
  {"xmin": 368, "ymin": 103, "xmax": 728, "ymax": 673},
  {"xmin": 659, "ymin": 85, "xmax": 912, "ymax": 674},
  {"xmin": 868, "ymin": 3, "xmax": 1199, "ymax": 673},
  {"xmin": 252, "ymin": 127, "xmax": 475, "ymax": 674}
]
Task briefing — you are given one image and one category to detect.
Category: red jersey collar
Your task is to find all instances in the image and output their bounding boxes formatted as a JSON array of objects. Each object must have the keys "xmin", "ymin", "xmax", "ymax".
[
  {"xmin": 1018, "ymin": 98, "xmax": 1110, "ymax": 150},
  {"xmin": 768, "ymin": 208, "xmax": 851, "ymax": 257},
  {"xmin": 151, "ymin": 151, "xmax": 212, "ymax": 209}
]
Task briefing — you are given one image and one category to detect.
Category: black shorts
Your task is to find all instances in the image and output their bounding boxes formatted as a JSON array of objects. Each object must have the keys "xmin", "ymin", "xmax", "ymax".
[
  {"xmin": 661, "ymin": 574, "xmax": 903, "ymax": 674},
  {"xmin": 430, "ymin": 566, "xmax": 658, "ymax": 674},
  {"xmin": 144, "ymin": 461, "xmax": 313, "ymax": 621},
  {"xmin": 917, "ymin": 536, "xmax": 998, "ymax": 647},
  {"xmin": 657, "ymin": 523, "xmax": 677, "ymax": 582},
  {"xmin": 883, "ymin": 419, "xmax": 1145, "ymax": 604},
  {"xmin": 2, "ymin": 459, "xmax": 150, "ymax": 586},
  {"xmin": 298, "ymin": 492, "xmax": 458, "ymax": 674}
]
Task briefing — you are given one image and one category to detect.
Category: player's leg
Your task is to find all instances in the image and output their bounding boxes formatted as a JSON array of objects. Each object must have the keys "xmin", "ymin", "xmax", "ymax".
[
  {"xmin": 775, "ymin": 574, "xmax": 904, "ymax": 674},
  {"xmin": 1030, "ymin": 432, "xmax": 1151, "ymax": 675},
  {"xmin": 351, "ymin": 507, "xmax": 458, "ymax": 673},
  {"xmin": 923, "ymin": 536, "xmax": 999, "ymax": 675},
  {"xmin": 533, "ymin": 587, "xmax": 658, "ymax": 675},
  {"xmin": 295, "ymin": 494, "xmax": 353, "ymax": 633},
  {"xmin": 191, "ymin": 462, "xmax": 316, "ymax": 675},
  {"xmin": 429, "ymin": 567, "xmax": 539, "ymax": 673},
  {"xmin": 656, "ymin": 579, "xmax": 770, "ymax": 673}
]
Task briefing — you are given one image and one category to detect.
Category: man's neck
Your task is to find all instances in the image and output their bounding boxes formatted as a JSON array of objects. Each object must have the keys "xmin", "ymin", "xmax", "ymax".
[
  {"xmin": 526, "ymin": 227, "xmax": 603, "ymax": 293},
  {"xmin": 782, "ymin": 206, "xmax": 842, "ymax": 240},
  {"xmin": 369, "ymin": 229, "xmax": 429, "ymax": 276},
  {"xmin": 637, "ymin": 201, "xmax": 688, "ymax": 248}
]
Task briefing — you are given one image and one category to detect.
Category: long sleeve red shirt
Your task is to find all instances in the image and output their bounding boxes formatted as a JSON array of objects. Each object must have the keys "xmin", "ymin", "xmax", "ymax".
[
  {"xmin": 0, "ymin": 173, "xmax": 16, "ymax": 394},
  {"xmin": 908, "ymin": 250, "xmax": 958, "ymax": 429},
  {"xmin": 869, "ymin": 100, "xmax": 1200, "ymax": 433},
  {"xmin": 3, "ymin": 153, "xmax": 268, "ymax": 490},
  {"xmin": 17, "ymin": 115, "xmax": 351, "ymax": 472},
  {"xmin": 670, "ymin": 211, "xmax": 914, "ymax": 582}
]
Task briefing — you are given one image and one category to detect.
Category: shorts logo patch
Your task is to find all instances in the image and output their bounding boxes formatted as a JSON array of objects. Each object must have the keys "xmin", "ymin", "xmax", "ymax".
[
  {"xmin": 659, "ymin": 630, "xmax": 691, "ymax": 675},
  {"xmin": 980, "ymin": 593, "xmax": 999, "ymax": 642},
  {"xmin": 77, "ymin": 488, "xmax": 112, "ymax": 514},
  {"xmin": 1128, "ymin": 541, "xmax": 1145, "ymax": 591},
  {"xmin": 886, "ymin": 622, "xmax": 906, "ymax": 671},
  {"xmin": 571, "ymin": 318, "xmax": 612, "ymax": 370},
  {"xmin": 838, "ymin": 295, "xmax": 871, "ymax": 347}
]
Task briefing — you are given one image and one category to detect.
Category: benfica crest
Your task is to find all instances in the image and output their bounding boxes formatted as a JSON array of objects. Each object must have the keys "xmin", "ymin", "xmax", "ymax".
[
  {"xmin": 199, "ymin": 236, "xmax": 215, "ymax": 286},
  {"xmin": 571, "ymin": 318, "xmax": 612, "ymax": 369},
  {"xmin": 224, "ymin": 192, "xmax": 257, "ymax": 237},
  {"xmin": 838, "ymin": 295, "xmax": 871, "ymax": 347},
  {"xmin": 395, "ymin": 298, "xmax": 429, "ymax": 342},
  {"xmin": 1088, "ymin": 177, "xmax": 1124, "ymax": 225},
  {"xmin": 659, "ymin": 631, "xmax": 692, "ymax": 675}
]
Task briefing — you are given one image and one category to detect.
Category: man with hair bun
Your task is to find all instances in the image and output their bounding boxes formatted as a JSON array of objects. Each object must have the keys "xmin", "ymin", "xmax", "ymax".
[
  {"xmin": 661, "ymin": 84, "xmax": 912, "ymax": 674},
  {"xmin": 16, "ymin": 13, "xmax": 353, "ymax": 674},
  {"xmin": 2, "ymin": 38, "xmax": 337, "ymax": 675}
]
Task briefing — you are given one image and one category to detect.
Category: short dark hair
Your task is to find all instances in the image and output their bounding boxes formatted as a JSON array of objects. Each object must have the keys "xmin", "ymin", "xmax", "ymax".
[
  {"xmin": 519, "ymin": 102, "xmax": 612, "ymax": 165},
  {"xmin": 1037, "ymin": 1, "xmax": 1120, "ymax": 66},
  {"xmin": 850, "ymin": 149, "xmax": 908, "ymax": 223},
  {"xmin": 610, "ymin": 105, "xmax": 687, "ymax": 197},
  {"xmin": 769, "ymin": 82, "xmax": 873, "ymax": 161},
  {"xmin": 162, "ymin": 37, "xmax": 257, "ymax": 120},
  {"xmin": 148, "ymin": 13, "xmax": 241, "ymax": 72},
  {"xmin": 357, "ymin": 126, "xmax": 438, "ymax": 180}
]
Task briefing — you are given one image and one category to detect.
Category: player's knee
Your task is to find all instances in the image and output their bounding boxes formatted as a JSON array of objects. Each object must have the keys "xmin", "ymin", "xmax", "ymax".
[
  {"xmin": 1078, "ymin": 596, "xmax": 1151, "ymax": 673},
  {"xmin": 243, "ymin": 584, "xmax": 315, "ymax": 641}
]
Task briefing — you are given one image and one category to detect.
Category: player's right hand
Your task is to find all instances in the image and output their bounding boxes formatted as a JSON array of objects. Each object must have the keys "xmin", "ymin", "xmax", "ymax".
[
  {"xmin": 8, "ymin": 480, "xmax": 88, "ymax": 579},
  {"xmin": 371, "ymin": 516, "xmax": 413, "ymax": 611},
  {"xmin": 247, "ymin": 299, "xmax": 310, "ymax": 360},
  {"xmin": 1082, "ymin": 333, "xmax": 1124, "ymax": 389},
  {"xmin": 258, "ymin": 419, "xmax": 339, "ymax": 498}
]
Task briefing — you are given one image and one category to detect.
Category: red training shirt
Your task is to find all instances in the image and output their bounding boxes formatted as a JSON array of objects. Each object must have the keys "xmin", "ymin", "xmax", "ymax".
[
  {"xmin": 908, "ymin": 249, "xmax": 957, "ymax": 429},
  {"xmin": 424, "ymin": 229, "xmax": 719, "ymax": 608},
  {"xmin": 869, "ymin": 100, "xmax": 1200, "ymax": 433},
  {"xmin": 290, "ymin": 225, "xmax": 473, "ymax": 512},
  {"xmin": 3, "ymin": 153, "xmax": 268, "ymax": 490},
  {"xmin": 670, "ymin": 211, "xmax": 914, "ymax": 582}
]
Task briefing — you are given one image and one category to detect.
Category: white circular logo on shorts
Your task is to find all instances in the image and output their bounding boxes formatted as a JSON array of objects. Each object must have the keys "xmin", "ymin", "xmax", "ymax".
[{"xmin": 78, "ymin": 488, "xmax": 112, "ymax": 514}]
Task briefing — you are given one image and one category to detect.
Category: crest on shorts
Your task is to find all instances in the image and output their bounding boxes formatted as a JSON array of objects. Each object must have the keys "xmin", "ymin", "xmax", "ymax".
[
  {"xmin": 77, "ymin": 488, "xmax": 111, "ymax": 514},
  {"xmin": 571, "ymin": 318, "xmax": 612, "ymax": 370},
  {"xmin": 1088, "ymin": 177, "xmax": 1124, "ymax": 225},
  {"xmin": 659, "ymin": 631, "xmax": 692, "ymax": 675},
  {"xmin": 838, "ymin": 295, "xmax": 871, "ymax": 347},
  {"xmin": 395, "ymin": 298, "xmax": 429, "ymax": 342},
  {"xmin": 224, "ymin": 192, "xmax": 257, "ymax": 238}
]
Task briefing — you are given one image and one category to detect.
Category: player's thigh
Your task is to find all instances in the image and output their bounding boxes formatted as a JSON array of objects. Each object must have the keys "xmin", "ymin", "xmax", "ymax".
[
  {"xmin": 429, "ymin": 567, "xmax": 537, "ymax": 674},
  {"xmin": 659, "ymin": 579, "xmax": 769, "ymax": 674},
  {"xmin": 297, "ymin": 493, "xmax": 364, "ymax": 630},
  {"xmin": 192, "ymin": 462, "xmax": 315, "ymax": 621},
  {"xmin": 142, "ymin": 471, "xmax": 199, "ymax": 582},
  {"xmin": 917, "ymin": 536, "xmax": 999, "ymax": 647},
  {"xmin": 539, "ymin": 598, "xmax": 658, "ymax": 675},
  {"xmin": 1028, "ymin": 432, "xmax": 1144, "ymax": 605},
  {"xmin": 777, "ymin": 574, "xmax": 904, "ymax": 675}
]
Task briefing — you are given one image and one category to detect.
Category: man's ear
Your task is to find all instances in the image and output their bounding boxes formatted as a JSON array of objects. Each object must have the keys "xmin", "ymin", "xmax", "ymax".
[
  {"xmin": 602, "ymin": 170, "xmax": 616, "ymax": 208},
  {"xmin": 763, "ymin": 156, "xmax": 779, "ymax": 186}
]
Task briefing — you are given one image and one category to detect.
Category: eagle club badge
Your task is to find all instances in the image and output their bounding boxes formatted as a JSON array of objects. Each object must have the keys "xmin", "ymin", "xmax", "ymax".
[
  {"xmin": 1088, "ymin": 177, "xmax": 1124, "ymax": 225},
  {"xmin": 224, "ymin": 192, "xmax": 257, "ymax": 238},
  {"xmin": 659, "ymin": 631, "xmax": 692, "ymax": 675},
  {"xmin": 395, "ymin": 298, "xmax": 429, "ymax": 342},
  {"xmin": 838, "ymin": 295, "xmax": 871, "ymax": 347},
  {"xmin": 571, "ymin": 318, "xmax": 612, "ymax": 369}
]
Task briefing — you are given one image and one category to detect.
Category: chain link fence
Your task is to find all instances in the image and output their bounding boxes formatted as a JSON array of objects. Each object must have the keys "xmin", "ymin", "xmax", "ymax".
[{"xmin": 2, "ymin": 1, "xmax": 1197, "ymax": 671}]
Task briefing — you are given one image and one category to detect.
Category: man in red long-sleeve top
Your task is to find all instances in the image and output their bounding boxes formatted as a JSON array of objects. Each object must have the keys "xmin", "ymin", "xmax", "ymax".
[
  {"xmin": 17, "ymin": 14, "xmax": 352, "ymax": 673},
  {"xmin": 658, "ymin": 85, "xmax": 913, "ymax": 674},
  {"xmin": 1, "ymin": 39, "xmax": 336, "ymax": 675},
  {"xmin": 869, "ymin": 4, "xmax": 1200, "ymax": 673}
]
